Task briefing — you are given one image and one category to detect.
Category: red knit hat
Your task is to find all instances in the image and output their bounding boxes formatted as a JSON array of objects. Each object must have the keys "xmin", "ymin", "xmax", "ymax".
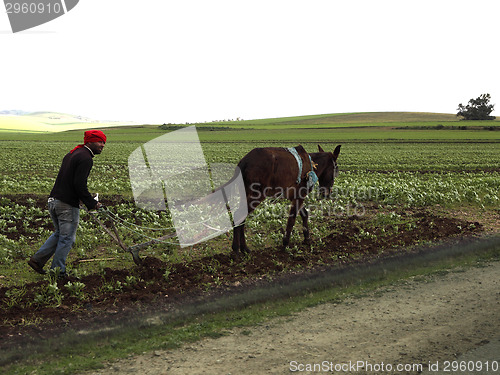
[{"xmin": 70, "ymin": 130, "xmax": 107, "ymax": 153}]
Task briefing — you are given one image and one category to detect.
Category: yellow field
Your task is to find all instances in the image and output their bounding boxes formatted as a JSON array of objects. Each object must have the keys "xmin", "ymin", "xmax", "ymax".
[{"xmin": 0, "ymin": 112, "xmax": 136, "ymax": 132}]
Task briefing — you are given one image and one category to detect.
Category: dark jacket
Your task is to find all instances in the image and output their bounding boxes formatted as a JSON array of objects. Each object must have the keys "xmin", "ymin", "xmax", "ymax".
[{"xmin": 50, "ymin": 146, "xmax": 98, "ymax": 209}]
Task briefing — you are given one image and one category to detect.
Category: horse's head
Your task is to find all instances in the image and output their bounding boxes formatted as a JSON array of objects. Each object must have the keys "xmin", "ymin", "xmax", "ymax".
[{"xmin": 314, "ymin": 144, "xmax": 341, "ymax": 198}]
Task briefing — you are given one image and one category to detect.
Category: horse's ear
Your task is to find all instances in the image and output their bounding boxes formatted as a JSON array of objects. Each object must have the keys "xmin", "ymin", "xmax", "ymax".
[
  {"xmin": 333, "ymin": 145, "xmax": 341, "ymax": 161},
  {"xmin": 318, "ymin": 145, "xmax": 325, "ymax": 152}
]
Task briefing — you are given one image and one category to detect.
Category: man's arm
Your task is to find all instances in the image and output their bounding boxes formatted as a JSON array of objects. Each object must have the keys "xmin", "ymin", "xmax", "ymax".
[{"xmin": 73, "ymin": 157, "xmax": 99, "ymax": 210}]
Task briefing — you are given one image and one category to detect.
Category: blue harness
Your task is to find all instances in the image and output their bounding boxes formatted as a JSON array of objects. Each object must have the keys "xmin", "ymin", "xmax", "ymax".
[{"xmin": 286, "ymin": 147, "xmax": 318, "ymax": 189}]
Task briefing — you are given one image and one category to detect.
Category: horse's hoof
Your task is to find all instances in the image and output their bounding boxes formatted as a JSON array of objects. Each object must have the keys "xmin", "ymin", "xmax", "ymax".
[
  {"xmin": 280, "ymin": 245, "xmax": 290, "ymax": 253},
  {"xmin": 241, "ymin": 247, "xmax": 251, "ymax": 254},
  {"xmin": 231, "ymin": 247, "xmax": 250, "ymax": 259}
]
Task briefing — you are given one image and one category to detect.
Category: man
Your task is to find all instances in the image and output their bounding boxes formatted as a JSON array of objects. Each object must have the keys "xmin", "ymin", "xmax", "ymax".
[{"xmin": 28, "ymin": 129, "xmax": 107, "ymax": 278}]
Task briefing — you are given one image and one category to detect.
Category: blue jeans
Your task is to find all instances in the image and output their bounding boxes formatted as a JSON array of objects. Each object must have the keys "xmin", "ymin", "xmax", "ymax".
[{"xmin": 32, "ymin": 198, "xmax": 80, "ymax": 273}]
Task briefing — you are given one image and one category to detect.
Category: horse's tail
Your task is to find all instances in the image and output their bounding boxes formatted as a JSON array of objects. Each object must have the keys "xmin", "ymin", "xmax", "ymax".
[
  {"xmin": 211, "ymin": 163, "xmax": 245, "ymax": 194},
  {"xmin": 191, "ymin": 164, "xmax": 245, "ymax": 208},
  {"xmin": 187, "ymin": 164, "xmax": 247, "ymax": 226}
]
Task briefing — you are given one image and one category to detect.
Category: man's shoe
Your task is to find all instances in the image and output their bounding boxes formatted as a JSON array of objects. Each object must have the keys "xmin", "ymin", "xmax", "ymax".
[{"xmin": 28, "ymin": 258, "xmax": 46, "ymax": 275}]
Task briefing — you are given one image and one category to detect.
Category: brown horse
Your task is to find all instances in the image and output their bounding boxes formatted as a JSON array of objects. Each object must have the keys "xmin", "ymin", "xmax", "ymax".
[{"xmin": 231, "ymin": 144, "xmax": 341, "ymax": 254}]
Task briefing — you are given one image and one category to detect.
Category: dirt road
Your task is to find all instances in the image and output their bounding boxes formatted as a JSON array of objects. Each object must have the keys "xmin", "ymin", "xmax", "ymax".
[{"xmin": 90, "ymin": 262, "xmax": 500, "ymax": 374}]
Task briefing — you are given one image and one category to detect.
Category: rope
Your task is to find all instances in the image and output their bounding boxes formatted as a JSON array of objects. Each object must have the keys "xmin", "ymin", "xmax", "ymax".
[
  {"xmin": 90, "ymin": 208, "xmax": 179, "ymax": 245},
  {"xmin": 104, "ymin": 209, "xmax": 176, "ymax": 232},
  {"xmin": 93, "ymin": 207, "xmax": 234, "ymax": 246}
]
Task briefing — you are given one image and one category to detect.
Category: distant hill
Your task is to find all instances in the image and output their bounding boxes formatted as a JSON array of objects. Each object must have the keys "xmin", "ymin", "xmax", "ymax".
[
  {"xmin": 0, "ymin": 111, "xmax": 136, "ymax": 132},
  {"xmin": 0, "ymin": 110, "xmax": 30, "ymax": 116},
  {"xmin": 199, "ymin": 112, "xmax": 474, "ymax": 130},
  {"xmin": 233, "ymin": 112, "xmax": 459, "ymax": 125}
]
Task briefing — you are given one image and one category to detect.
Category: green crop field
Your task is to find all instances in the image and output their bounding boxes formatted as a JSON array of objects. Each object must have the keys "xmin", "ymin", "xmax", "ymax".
[{"xmin": 0, "ymin": 111, "xmax": 499, "ymax": 374}]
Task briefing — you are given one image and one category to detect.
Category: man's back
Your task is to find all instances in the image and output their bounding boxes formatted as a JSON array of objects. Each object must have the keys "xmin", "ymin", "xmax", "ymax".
[{"xmin": 50, "ymin": 147, "xmax": 96, "ymax": 209}]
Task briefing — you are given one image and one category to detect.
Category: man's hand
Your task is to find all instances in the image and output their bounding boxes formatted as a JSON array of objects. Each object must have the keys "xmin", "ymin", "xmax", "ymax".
[{"xmin": 95, "ymin": 202, "xmax": 103, "ymax": 210}]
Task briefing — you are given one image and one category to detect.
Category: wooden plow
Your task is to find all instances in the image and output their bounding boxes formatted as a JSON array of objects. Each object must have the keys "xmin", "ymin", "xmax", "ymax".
[{"xmin": 87, "ymin": 209, "xmax": 176, "ymax": 265}]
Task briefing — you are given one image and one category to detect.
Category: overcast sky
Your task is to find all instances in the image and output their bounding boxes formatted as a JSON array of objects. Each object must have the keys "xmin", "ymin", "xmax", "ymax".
[{"xmin": 1, "ymin": 0, "xmax": 498, "ymax": 124}]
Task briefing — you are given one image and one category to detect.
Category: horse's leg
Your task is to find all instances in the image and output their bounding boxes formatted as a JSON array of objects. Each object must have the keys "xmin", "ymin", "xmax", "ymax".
[
  {"xmin": 283, "ymin": 199, "xmax": 304, "ymax": 248},
  {"xmin": 232, "ymin": 194, "xmax": 260, "ymax": 254},
  {"xmin": 299, "ymin": 206, "xmax": 310, "ymax": 245},
  {"xmin": 239, "ymin": 221, "xmax": 250, "ymax": 254},
  {"xmin": 232, "ymin": 224, "xmax": 242, "ymax": 254},
  {"xmin": 231, "ymin": 179, "xmax": 254, "ymax": 255},
  {"xmin": 238, "ymin": 192, "xmax": 267, "ymax": 254}
]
